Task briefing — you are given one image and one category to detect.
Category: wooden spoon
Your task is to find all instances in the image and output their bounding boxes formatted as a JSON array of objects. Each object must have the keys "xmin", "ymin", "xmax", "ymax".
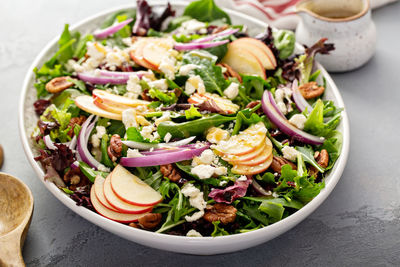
[{"xmin": 0, "ymin": 173, "xmax": 34, "ymax": 267}]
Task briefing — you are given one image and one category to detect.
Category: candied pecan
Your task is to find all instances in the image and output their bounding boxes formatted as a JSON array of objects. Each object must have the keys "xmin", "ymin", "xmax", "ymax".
[
  {"xmin": 107, "ymin": 134, "xmax": 122, "ymax": 162},
  {"xmin": 141, "ymin": 89, "xmax": 155, "ymax": 101},
  {"xmin": 211, "ymin": 25, "xmax": 229, "ymax": 34},
  {"xmin": 270, "ymin": 156, "xmax": 297, "ymax": 174},
  {"xmin": 63, "ymin": 168, "xmax": 89, "ymax": 190},
  {"xmin": 245, "ymin": 100, "xmax": 263, "ymax": 115},
  {"xmin": 203, "ymin": 203, "xmax": 237, "ymax": 225},
  {"xmin": 217, "ymin": 63, "xmax": 242, "ymax": 83},
  {"xmin": 315, "ymin": 149, "xmax": 329, "ymax": 169},
  {"xmin": 45, "ymin": 76, "xmax": 74, "ymax": 94},
  {"xmin": 67, "ymin": 115, "xmax": 86, "ymax": 137},
  {"xmin": 298, "ymin": 81, "xmax": 325, "ymax": 99},
  {"xmin": 138, "ymin": 213, "xmax": 162, "ymax": 229},
  {"xmin": 128, "ymin": 222, "xmax": 141, "ymax": 229},
  {"xmin": 160, "ymin": 164, "xmax": 181, "ymax": 182},
  {"xmin": 309, "ymin": 149, "xmax": 329, "ymax": 178}
]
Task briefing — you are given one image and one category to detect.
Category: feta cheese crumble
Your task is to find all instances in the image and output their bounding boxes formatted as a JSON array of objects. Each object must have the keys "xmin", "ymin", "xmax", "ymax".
[
  {"xmin": 179, "ymin": 64, "xmax": 198, "ymax": 76},
  {"xmin": 122, "ymin": 109, "xmax": 138, "ymax": 129},
  {"xmin": 185, "ymin": 75, "xmax": 205, "ymax": 95},
  {"xmin": 282, "ymin": 146, "xmax": 299, "ymax": 162},
  {"xmin": 148, "ymin": 79, "xmax": 169, "ymax": 92},
  {"xmin": 127, "ymin": 149, "xmax": 144, "ymax": 158},
  {"xmin": 164, "ymin": 132, "xmax": 172, "ymax": 143},
  {"xmin": 186, "ymin": 229, "xmax": 203, "ymax": 237},
  {"xmin": 124, "ymin": 74, "xmax": 142, "ymax": 99},
  {"xmin": 289, "ymin": 114, "xmax": 307, "ymax": 130},
  {"xmin": 181, "ymin": 183, "xmax": 207, "ymax": 222},
  {"xmin": 224, "ymin": 82, "xmax": 239, "ymax": 99},
  {"xmin": 91, "ymin": 126, "xmax": 106, "ymax": 148},
  {"xmin": 191, "ymin": 164, "xmax": 216, "ymax": 179}
]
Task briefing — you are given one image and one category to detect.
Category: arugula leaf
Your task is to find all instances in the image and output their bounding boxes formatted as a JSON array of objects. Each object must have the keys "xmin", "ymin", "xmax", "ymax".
[
  {"xmin": 100, "ymin": 135, "xmax": 114, "ymax": 168},
  {"xmin": 292, "ymin": 176, "xmax": 325, "ymax": 203},
  {"xmin": 296, "ymin": 146, "xmax": 325, "ymax": 173},
  {"xmin": 241, "ymin": 201, "xmax": 269, "ymax": 225},
  {"xmin": 304, "ymin": 99, "xmax": 341, "ymax": 137},
  {"xmin": 272, "ymin": 29, "xmax": 295, "ymax": 60},
  {"xmin": 319, "ymin": 130, "xmax": 342, "ymax": 170},
  {"xmin": 78, "ymin": 162, "xmax": 108, "ymax": 183},
  {"xmin": 73, "ymin": 34, "xmax": 93, "ymax": 59},
  {"xmin": 255, "ymin": 172, "xmax": 276, "ymax": 185},
  {"xmin": 143, "ymin": 170, "xmax": 163, "ymax": 190},
  {"xmin": 149, "ymin": 88, "xmax": 177, "ymax": 105},
  {"xmin": 232, "ymin": 105, "xmax": 263, "ymax": 135},
  {"xmin": 185, "ymin": 105, "xmax": 202, "ymax": 120},
  {"xmin": 183, "ymin": 0, "xmax": 231, "ymax": 24},
  {"xmin": 241, "ymin": 75, "xmax": 270, "ymax": 100},
  {"xmin": 241, "ymin": 196, "xmax": 304, "ymax": 210},
  {"xmin": 211, "ymin": 221, "xmax": 229, "ymax": 236},
  {"xmin": 57, "ymin": 24, "xmax": 75, "ymax": 63},
  {"xmin": 126, "ymin": 127, "xmax": 158, "ymax": 143},
  {"xmin": 259, "ymin": 201, "xmax": 284, "ymax": 222}
]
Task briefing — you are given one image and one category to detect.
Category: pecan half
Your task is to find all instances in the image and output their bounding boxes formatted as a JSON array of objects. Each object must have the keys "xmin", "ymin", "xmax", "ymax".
[
  {"xmin": 45, "ymin": 76, "xmax": 74, "ymax": 94},
  {"xmin": 67, "ymin": 115, "xmax": 86, "ymax": 137},
  {"xmin": 203, "ymin": 203, "xmax": 237, "ymax": 225},
  {"xmin": 63, "ymin": 168, "xmax": 89, "ymax": 191},
  {"xmin": 298, "ymin": 81, "xmax": 325, "ymax": 99},
  {"xmin": 138, "ymin": 213, "xmax": 162, "ymax": 229},
  {"xmin": 270, "ymin": 156, "xmax": 297, "ymax": 174},
  {"xmin": 160, "ymin": 164, "xmax": 181, "ymax": 182},
  {"xmin": 315, "ymin": 149, "xmax": 329, "ymax": 169},
  {"xmin": 309, "ymin": 149, "xmax": 329, "ymax": 178},
  {"xmin": 217, "ymin": 63, "xmax": 242, "ymax": 83},
  {"xmin": 107, "ymin": 134, "xmax": 122, "ymax": 162}
]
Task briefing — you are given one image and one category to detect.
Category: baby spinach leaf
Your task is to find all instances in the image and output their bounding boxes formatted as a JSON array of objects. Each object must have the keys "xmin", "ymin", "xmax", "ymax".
[
  {"xmin": 241, "ymin": 75, "xmax": 270, "ymax": 100},
  {"xmin": 183, "ymin": 0, "xmax": 231, "ymax": 24}
]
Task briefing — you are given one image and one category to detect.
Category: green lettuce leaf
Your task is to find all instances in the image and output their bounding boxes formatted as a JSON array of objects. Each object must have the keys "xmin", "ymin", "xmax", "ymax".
[
  {"xmin": 185, "ymin": 105, "xmax": 202, "ymax": 120},
  {"xmin": 183, "ymin": 0, "xmax": 231, "ymax": 24},
  {"xmin": 272, "ymin": 29, "xmax": 295, "ymax": 60},
  {"xmin": 304, "ymin": 99, "xmax": 341, "ymax": 137}
]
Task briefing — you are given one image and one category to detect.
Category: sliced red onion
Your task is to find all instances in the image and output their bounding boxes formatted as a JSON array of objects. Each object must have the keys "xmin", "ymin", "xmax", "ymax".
[
  {"xmin": 70, "ymin": 161, "xmax": 80, "ymax": 170},
  {"xmin": 77, "ymin": 72, "xmax": 128, "ymax": 84},
  {"xmin": 192, "ymin": 28, "xmax": 239, "ymax": 43},
  {"xmin": 121, "ymin": 136, "xmax": 196, "ymax": 150},
  {"xmin": 174, "ymin": 40, "xmax": 229, "ymax": 51},
  {"xmin": 98, "ymin": 70, "xmax": 148, "ymax": 79},
  {"xmin": 119, "ymin": 144, "xmax": 210, "ymax": 167},
  {"xmin": 262, "ymin": 90, "xmax": 325, "ymax": 145},
  {"xmin": 252, "ymin": 179, "xmax": 271, "ymax": 196},
  {"xmin": 292, "ymin": 79, "xmax": 313, "ymax": 113},
  {"xmin": 69, "ymin": 135, "xmax": 77, "ymax": 150},
  {"xmin": 77, "ymin": 115, "xmax": 102, "ymax": 169},
  {"xmin": 94, "ymin": 18, "xmax": 133, "ymax": 39},
  {"xmin": 268, "ymin": 90, "xmax": 286, "ymax": 118},
  {"xmin": 43, "ymin": 135, "xmax": 57, "ymax": 150}
]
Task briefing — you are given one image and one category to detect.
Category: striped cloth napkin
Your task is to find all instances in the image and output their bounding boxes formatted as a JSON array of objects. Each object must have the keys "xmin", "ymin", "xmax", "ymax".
[{"xmin": 202, "ymin": 0, "xmax": 398, "ymax": 29}]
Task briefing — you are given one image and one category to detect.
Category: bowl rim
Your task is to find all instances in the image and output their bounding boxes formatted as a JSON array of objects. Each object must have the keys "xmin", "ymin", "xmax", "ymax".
[{"xmin": 18, "ymin": 0, "xmax": 350, "ymax": 250}]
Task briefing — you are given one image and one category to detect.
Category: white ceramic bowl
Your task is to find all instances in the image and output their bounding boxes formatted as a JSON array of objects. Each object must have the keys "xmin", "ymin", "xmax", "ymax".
[{"xmin": 19, "ymin": 1, "xmax": 350, "ymax": 255}]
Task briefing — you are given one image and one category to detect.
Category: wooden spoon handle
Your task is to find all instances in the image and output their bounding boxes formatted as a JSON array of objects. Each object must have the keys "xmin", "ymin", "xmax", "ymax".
[{"xmin": 0, "ymin": 231, "xmax": 25, "ymax": 267}]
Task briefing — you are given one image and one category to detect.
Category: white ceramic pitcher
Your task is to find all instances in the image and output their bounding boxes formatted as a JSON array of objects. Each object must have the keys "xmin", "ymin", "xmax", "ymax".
[{"xmin": 295, "ymin": 0, "xmax": 376, "ymax": 72}]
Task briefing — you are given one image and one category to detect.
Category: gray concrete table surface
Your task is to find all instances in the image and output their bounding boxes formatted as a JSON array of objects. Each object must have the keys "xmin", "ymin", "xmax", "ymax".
[{"xmin": 1, "ymin": 0, "xmax": 399, "ymax": 266}]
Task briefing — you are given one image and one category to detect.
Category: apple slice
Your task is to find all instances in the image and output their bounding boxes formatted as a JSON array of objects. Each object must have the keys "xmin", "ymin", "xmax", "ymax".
[
  {"xmin": 93, "ymin": 97, "xmax": 128, "ymax": 114},
  {"xmin": 232, "ymin": 39, "xmax": 275, "ymax": 70},
  {"xmin": 221, "ymin": 42, "xmax": 266, "ymax": 80},
  {"xmin": 236, "ymin": 38, "xmax": 277, "ymax": 69},
  {"xmin": 235, "ymin": 144, "xmax": 272, "ymax": 166},
  {"xmin": 94, "ymin": 175, "xmax": 119, "ymax": 211},
  {"xmin": 215, "ymin": 123, "xmax": 267, "ymax": 156},
  {"xmin": 103, "ymin": 174, "xmax": 153, "ymax": 214},
  {"xmin": 142, "ymin": 39, "xmax": 174, "ymax": 68},
  {"xmin": 231, "ymin": 153, "xmax": 273, "ymax": 175},
  {"xmin": 221, "ymin": 138, "xmax": 268, "ymax": 163},
  {"xmin": 93, "ymin": 90, "xmax": 149, "ymax": 108},
  {"xmin": 75, "ymin": 95, "xmax": 122, "ymax": 120},
  {"xmin": 129, "ymin": 39, "xmax": 158, "ymax": 70},
  {"xmin": 110, "ymin": 165, "xmax": 163, "ymax": 206},
  {"xmin": 90, "ymin": 186, "xmax": 147, "ymax": 223}
]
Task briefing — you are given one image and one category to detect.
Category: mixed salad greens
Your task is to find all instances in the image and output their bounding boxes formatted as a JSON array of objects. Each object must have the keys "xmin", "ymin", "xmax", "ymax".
[{"xmin": 31, "ymin": 0, "xmax": 342, "ymax": 237}]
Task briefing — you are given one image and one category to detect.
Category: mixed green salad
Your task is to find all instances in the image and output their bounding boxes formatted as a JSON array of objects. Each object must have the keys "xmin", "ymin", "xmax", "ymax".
[{"xmin": 31, "ymin": 0, "xmax": 342, "ymax": 237}]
